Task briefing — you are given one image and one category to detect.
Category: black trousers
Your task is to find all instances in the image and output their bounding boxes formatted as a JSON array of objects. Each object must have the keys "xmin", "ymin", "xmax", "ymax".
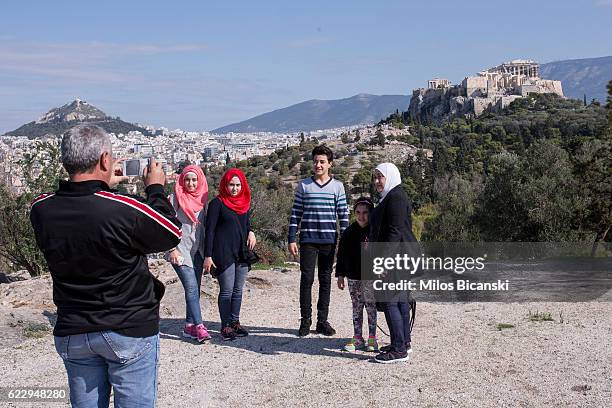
[{"xmin": 299, "ymin": 243, "xmax": 336, "ymax": 322}]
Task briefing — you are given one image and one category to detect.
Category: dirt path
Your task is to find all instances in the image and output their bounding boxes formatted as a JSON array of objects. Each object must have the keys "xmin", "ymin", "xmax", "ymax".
[{"xmin": 1, "ymin": 264, "xmax": 611, "ymax": 407}]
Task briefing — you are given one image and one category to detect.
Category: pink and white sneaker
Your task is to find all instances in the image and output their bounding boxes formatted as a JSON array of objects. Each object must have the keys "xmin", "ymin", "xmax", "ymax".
[
  {"xmin": 194, "ymin": 324, "xmax": 212, "ymax": 343},
  {"xmin": 182, "ymin": 323, "xmax": 196, "ymax": 339}
]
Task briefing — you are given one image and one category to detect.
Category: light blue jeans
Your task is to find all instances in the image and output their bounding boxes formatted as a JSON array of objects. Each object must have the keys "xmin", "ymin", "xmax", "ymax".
[
  {"xmin": 217, "ymin": 263, "xmax": 249, "ymax": 328},
  {"xmin": 54, "ymin": 331, "xmax": 160, "ymax": 408},
  {"xmin": 172, "ymin": 253, "xmax": 204, "ymax": 325}
]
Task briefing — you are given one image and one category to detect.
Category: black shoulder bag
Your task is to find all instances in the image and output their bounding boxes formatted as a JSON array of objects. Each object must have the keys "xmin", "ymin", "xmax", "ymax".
[{"xmin": 233, "ymin": 212, "xmax": 260, "ymax": 266}]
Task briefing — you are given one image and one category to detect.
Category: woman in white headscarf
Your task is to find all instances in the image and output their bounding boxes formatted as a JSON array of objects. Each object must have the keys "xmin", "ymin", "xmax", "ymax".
[{"xmin": 369, "ymin": 162, "xmax": 417, "ymax": 364}]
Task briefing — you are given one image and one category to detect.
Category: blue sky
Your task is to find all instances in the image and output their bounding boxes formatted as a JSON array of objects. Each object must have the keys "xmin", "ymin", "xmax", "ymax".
[{"xmin": 1, "ymin": 0, "xmax": 611, "ymax": 133}]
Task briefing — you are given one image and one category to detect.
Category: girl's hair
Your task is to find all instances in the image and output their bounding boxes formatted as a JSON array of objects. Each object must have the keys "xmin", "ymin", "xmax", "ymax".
[{"xmin": 353, "ymin": 196, "xmax": 373, "ymax": 211}]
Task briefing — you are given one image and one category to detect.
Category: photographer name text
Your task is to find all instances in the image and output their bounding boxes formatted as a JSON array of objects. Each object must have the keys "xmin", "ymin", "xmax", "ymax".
[{"xmin": 373, "ymin": 279, "xmax": 510, "ymax": 291}]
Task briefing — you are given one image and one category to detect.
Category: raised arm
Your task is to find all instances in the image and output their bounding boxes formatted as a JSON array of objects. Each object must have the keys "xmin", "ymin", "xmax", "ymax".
[{"xmin": 130, "ymin": 184, "xmax": 182, "ymax": 254}]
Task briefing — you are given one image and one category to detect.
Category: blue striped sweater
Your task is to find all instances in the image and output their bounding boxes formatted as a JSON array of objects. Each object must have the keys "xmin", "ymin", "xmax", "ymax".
[{"xmin": 288, "ymin": 176, "xmax": 349, "ymax": 244}]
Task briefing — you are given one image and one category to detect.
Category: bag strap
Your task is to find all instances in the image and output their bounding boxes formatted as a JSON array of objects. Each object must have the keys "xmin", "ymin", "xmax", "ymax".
[{"xmin": 409, "ymin": 299, "xmax": 416, "ymax": 331}]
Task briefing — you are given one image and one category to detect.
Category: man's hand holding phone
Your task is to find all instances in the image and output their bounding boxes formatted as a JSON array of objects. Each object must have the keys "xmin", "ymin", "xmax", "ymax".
[
  {"xmin": 109, "ymin": 157, "xmax": 129, "ymax": 187},
  {"xmin": 143, "ymin": 157, "xmax": 165, "ymax": 187}
]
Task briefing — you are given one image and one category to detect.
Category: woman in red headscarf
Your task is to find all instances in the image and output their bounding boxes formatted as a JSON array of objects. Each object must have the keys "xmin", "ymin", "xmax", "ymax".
[
  {"xmin": 204, "ymin": 168, "xmax": 257, "ymax": 341},
  {"xmin": 166, "ymin": 164, "xmax": 211, "ymax": 343}
]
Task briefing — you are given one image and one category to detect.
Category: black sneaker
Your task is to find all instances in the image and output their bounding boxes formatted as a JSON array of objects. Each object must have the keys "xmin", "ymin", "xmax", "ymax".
[
  {"xmin": 380, "ymin": 343, "xmax": 412, "ymax": 353},
  {"xmin": 374, "ymin": 350, "xmax": 409, "ymax": 364},
  {"xmin": 221, "ymin": 327, "xmax": 237, "ymax": 341},
  {"xmin": 298, "ymin": 318, "xmax": 311, "ymax": 337},
  {"xmin": 230, "ymin": 321, "xmax": 249, "ymax": 337},
  {"xmin": 315, "ymin": 321, "xmax": 336, "ymax": 336}
]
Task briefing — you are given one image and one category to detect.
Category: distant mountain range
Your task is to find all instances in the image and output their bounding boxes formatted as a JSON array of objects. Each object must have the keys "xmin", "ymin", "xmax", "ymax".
[
  {"xmin": 212, "ymin": 93, "xmax": 411, "ymax": 134},
  {"xmin": 214, "ymin": 57, "xmax": 611, "ymax": 133},
  {"xmin": 4, "ymin": 99, "xmax": 152, "ymax": 138},
  {"xmin": 541, "ymin": 56, "xmax": 611, "ymax": 103},
  {"xmin": 4, "ymin": 57, "xmax": 609, "ymax": 137}
]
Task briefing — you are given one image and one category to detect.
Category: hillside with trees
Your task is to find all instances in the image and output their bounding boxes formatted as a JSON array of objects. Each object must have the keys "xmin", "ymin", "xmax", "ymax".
[
  {"xmin": 380, "ymin": 91, "xmax": 611, "ymax": 249},
  {"xmin": 1, "ymin": 87, "xmax": 610, "ymax": 277}
]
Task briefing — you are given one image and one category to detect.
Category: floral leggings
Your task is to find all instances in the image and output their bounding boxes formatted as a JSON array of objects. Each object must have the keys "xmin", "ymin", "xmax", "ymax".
[{"xmin": 347, "ymin": 279, "xmax": 377, "ymax": 338}]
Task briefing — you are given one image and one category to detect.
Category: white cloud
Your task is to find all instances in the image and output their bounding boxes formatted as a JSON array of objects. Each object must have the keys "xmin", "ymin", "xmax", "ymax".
[{"xmin": 0, "ymin": 40, "xmax": 207, "ymax": 84}]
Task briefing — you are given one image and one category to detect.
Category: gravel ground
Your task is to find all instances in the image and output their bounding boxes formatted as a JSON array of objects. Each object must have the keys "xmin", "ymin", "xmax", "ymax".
[{"xmin": 1, "ymin": 263, "xmax": 611, "ymax": 408}]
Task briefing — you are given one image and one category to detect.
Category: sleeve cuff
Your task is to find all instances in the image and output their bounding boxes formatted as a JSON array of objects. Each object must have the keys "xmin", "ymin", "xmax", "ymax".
[{"xmin": 145, "ymin": 184, "xmax": 165, "ymax": 195}]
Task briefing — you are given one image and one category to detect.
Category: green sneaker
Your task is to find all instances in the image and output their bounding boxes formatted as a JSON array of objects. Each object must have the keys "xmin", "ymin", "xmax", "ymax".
[
  {"xmin": 366, "ymin": 337, "xmax": 379, "ymax": 352},
  {"xmin": 343, "ymin": 337, "xmax": 364, "ymax": 352}
]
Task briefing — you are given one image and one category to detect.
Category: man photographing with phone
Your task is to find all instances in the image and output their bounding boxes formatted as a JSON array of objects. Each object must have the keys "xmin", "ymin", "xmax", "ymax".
[{"xmin": 29, "ymin": 125, "xmax": 181, "ymax": 408}]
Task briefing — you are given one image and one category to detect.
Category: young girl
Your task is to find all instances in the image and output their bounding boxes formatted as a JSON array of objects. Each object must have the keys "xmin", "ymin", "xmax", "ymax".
[{"xmin": 336, "ymin": 197, "xmax": 378, "ymax": 352}]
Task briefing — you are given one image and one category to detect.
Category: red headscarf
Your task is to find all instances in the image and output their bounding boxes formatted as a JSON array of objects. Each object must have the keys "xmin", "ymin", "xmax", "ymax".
[
  {"xmin": 217, "ymin": 168, "xmax": 250, "ymax": 215},
  {"xmin": 174, "ymin": 165, "xmax": 208, "ymax": 224}
]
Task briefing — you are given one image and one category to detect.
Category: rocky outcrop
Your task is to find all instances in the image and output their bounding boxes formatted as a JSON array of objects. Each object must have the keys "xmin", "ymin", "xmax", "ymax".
[
  {"xmin": 35, "ymin": 99, "xmax": 107, "ymax": 124},
  {"xmin": 4, "ymin": 100, "xmax": 152, "ymax": 138},
  {"xmin": 409, "ymin": 87, "xmax": 473, "ymax": 123},
  {"xmin": 409, "ymin": 60, "xmax": 567, "ymax": 124}
]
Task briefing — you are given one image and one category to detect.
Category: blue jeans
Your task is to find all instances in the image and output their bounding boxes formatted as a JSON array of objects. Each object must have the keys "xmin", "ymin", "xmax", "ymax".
[
  {"xmin": 172, "ymin": 253, "xmax": 204, "ymax": 325},
  {"xmin": 54, "ymin": 331, "xmax": 160, "ymax": 408},
  {"xmin": 217, "ymin": 263, "xmax": 249, "ymax": 328},
  {"xmin": 383, "ymin": 299, "xmax": 412, "ymax": 353}
]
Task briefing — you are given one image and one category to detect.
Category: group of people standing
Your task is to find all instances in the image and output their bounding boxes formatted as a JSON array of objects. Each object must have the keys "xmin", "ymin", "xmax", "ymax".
[
  {"xmin": 31, "ymin": 125, "xmax": 417, "ymax": 407},
  {"xmin": 167, "ymin": 165, "xmax": 255, "ymax": 342},
  {"xmin": 170, "ymin": 144, "xmax": 416, "ymax": 364},
  {"xmin": 288, "ymin": 145, "xmax": 416, "ymax": 364}
]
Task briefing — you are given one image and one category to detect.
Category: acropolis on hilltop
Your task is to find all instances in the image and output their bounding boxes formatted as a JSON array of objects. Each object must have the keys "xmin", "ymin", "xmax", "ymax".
[{"xmin": 409, "ymin": 60, "xmax": 564, "ymax": 122}]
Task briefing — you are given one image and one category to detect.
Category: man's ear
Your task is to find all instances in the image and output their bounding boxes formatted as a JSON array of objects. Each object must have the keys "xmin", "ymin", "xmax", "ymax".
[{"xmin": 100, "ymin": 151, "xmax": 111, "ymax": 172}]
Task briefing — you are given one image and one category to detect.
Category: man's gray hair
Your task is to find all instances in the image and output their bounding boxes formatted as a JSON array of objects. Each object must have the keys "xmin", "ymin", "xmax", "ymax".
[{"xmin": 61, "ymin": 125, "xmax": 112, "ymax": 174}]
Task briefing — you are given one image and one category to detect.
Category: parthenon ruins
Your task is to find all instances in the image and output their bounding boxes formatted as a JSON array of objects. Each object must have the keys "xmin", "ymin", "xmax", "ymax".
[
  {"xmin": 409, "ymin": 59, "xmax": 564, "ymax": 122},
  {"xmin": 485, "ymin": 59, "xmax": 540, "ymax": 77}
]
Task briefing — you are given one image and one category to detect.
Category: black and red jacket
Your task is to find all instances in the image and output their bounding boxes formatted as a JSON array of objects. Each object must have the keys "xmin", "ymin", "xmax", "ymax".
[{"xmin": 30, "ymin": 180, "xmax": 181, "ymax": 337}]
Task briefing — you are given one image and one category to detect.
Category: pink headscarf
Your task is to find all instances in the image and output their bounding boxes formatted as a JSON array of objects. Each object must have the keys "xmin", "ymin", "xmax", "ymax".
[{"xmin": 174, "ymin": 165, "xmax": 208, "ymax": 224}]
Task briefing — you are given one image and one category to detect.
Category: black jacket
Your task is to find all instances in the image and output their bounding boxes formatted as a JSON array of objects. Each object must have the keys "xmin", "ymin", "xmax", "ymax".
[
  {"xmin": 204, "ymin": 197, "xmax": 251, "ymax": 273},
  {"xmin": 366, "ymin": 185, "xmax": 419, "ymax": 289},
  {"xmin": 29, "ymin": 180, "xmax": 181, "ymax": 337},
  {"xmin": 335, "ymin": 222, "xmax": 369, "ymax": 280},
  {"xmin": 369, "ymin": 185, "xmax": 416, "ymax": 244}
]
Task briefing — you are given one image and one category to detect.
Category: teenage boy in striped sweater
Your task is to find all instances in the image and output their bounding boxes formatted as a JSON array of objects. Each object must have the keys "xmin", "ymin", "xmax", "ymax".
[{"xmin": 288, "ymin": 145, "xmax": 349, "ymax": 336}]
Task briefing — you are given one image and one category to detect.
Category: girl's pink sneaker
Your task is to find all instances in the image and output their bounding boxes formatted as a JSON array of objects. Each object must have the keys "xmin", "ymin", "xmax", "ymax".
[
  {"xmin": 182, "ymin": 323, "xmax": 196, "ymax": 339},
  {"xmin": 195, "ymin": 324, "xmax": 211, "ymax": 343}
]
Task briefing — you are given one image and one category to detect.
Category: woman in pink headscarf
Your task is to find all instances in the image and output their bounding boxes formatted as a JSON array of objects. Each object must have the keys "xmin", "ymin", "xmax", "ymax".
[{"xmin": 166, "ymin": 164, "xmax": 211, "ymax": 342}]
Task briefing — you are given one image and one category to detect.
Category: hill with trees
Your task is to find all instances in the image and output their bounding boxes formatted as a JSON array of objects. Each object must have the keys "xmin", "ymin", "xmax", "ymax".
[
  {"xmin": 2, "ymin": 86, "xmax": 610, "ymax": 277},
  {"xmin": 4, "ymin": 100, "xmax": 152, "ymax": 138}
]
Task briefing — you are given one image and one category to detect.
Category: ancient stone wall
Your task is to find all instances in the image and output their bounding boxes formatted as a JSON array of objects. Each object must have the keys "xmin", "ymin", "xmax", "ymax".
[{"xmin": 409, "ymin": 60, "xmax": 564, "ymax": 123}]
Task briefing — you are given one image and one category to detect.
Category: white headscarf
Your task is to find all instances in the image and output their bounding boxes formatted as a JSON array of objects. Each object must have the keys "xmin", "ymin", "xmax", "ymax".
[{"xmin": 375, "ymin": 162, "xmax": 402, "ymax": 200}]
